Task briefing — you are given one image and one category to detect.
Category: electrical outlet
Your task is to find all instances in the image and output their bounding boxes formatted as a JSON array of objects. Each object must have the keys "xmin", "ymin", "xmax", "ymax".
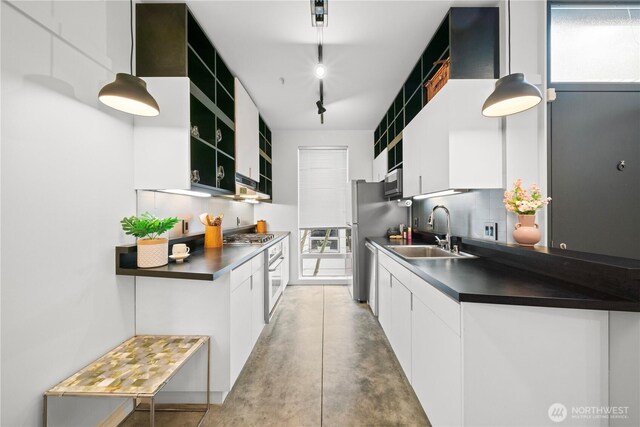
[{"xmin": 483, "ymin": 222, "xmax": 498, "ymax": 241}]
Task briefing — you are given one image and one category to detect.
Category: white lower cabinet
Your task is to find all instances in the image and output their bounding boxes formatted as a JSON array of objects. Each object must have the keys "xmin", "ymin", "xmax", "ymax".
[
  {"xmin": 391, "ymin": 277, "xmax": 412, "ymax": 379},
  {"xmin": 378, "ymin": 264, "xmax": 392, "ymax": 336},
  {"xmin": 412, "ymin": 295, "xmax": 462, "ymax": 427},
  {"xmin": 282, "ymin": 235, "xmax": 290, "ymax": 288},
  {"xmin": 230, "ymin": 253, "xmax": 266, "ymax": 385},
  {"xmin": 230, "ymin": 276, "xmax": 253, "ymax": 383},
  {"xmin": 376, "ymin": 251, "xmax": 610, "ymax": 427},
  {"xmin": 135, "ymin": 249, "xmax": 269, "ymax": 403},
  {"xmin": 250, "ymin": 256, "xmax": 265, "ymax": 346}
]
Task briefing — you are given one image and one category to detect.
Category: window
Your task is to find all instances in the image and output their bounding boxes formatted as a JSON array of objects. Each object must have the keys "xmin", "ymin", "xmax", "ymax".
[
  {"xmin": 550, "ymin": 3, "xmax": 640, "ymax": 82},
  {"xmin": 298, "ymin": 147, "xmax": 351, "ymax": 278}
]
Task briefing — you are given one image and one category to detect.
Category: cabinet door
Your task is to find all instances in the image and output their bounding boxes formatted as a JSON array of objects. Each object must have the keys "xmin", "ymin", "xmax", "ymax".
[
  {"xmin": 378, "ymin": 264, "xmax": 392, "ymax": 336},
  {"xmin": 391, "ymin": 277, "xmax": 412, "ymax": 380},
  {"xmin": 282, "ymin": 237, "xmax": 290, "ymax": 288},
  {"xmin": 412, "ymin": 296, "xmax": 462, "ymax": 427},
  {"xmin": 190, "ymin": 137, "xmax": 218, "ymax": 188},
  {"xmin": 234, "ymin": 78, "xmax": 259, "ymax": 180},
  {"xmin": 230, "ymin": 276, "xmax": 252, "ymax": 384},
  {"xmin": 402, "ymin": 108, "xmax": 425, "ymax": 197},
  {"xmin": 251, "ymin": 270, "xmax": 265, "ymax": 346},
  {"xmin": 372, "ymin": 148, "xmax": 388, "ymax": 182},
  {"xmin": 421, "ymin": 93, "xmax": 450, "ymax": 195}
]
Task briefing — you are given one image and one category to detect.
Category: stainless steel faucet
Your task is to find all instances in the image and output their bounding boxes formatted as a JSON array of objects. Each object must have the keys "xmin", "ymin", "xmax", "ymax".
[{"xmin": 431, "ymin": 205, "xmax": 451, "ymax": 251}]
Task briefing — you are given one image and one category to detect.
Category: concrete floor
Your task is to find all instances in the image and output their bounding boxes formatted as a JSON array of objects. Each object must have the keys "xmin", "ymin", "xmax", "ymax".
[{"xmin": 121, "ymin": 285, "xmax": 430, "ymax": 427}]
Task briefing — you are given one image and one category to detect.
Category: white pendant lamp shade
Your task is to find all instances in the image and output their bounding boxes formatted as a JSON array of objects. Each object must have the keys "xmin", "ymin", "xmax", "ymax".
[
  {"xmin": 482, "ymin": 73, "xmax": 542, "ymax": 117},
  {"xmin": 98, "ymin": 73, "xmax": 160, "ymax": 116}
]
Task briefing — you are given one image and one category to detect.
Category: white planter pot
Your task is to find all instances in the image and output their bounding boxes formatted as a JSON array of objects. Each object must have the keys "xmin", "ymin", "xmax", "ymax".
[{"xmin": 137, "ymin": 238, "xmax": 168, "ymax": 268}]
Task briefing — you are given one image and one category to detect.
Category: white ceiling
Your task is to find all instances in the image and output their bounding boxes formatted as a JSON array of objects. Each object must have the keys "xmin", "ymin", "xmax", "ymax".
[{"xmin": 182, "ymin": 1, "xmax": 494, "ymax": 131}]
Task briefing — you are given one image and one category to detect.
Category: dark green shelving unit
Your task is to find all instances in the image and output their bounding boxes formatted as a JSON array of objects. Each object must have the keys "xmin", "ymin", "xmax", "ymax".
[
  {"xmin": 136, "ymin": 3, "xmax": 236, "ymax": 193},
  {"xmin": 258, "ymin": 115, "xmax": 273, "ymax": 199},
  {"xmin": 373, "ymin": 7, "xmax": 499, "ymax": 172}
]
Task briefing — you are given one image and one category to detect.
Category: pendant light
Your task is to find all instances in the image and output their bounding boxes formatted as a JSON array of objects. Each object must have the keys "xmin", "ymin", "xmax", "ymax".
[
  {"xmin": 98, "ymin": 0, "xmax": 159, "ymax": 116},
  {"xmin": 482, "ymin": 0, "xmax": 541, "ymax": 117}
]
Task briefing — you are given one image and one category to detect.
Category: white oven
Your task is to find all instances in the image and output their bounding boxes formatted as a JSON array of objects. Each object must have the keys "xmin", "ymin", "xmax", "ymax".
[{"xmin": 264, "ymin": 240, "xmax": 284, "ymax": 323}]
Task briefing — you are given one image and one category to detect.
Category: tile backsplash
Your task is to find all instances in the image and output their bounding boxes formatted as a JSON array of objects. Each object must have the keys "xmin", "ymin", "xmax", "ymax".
[
  {"xmin": 414, "ymin": 189, "xmax": 507, "ymax": 243},
  {"xmin": 137, "ymin": 190, "xmax": 255, "ymax": 238}
]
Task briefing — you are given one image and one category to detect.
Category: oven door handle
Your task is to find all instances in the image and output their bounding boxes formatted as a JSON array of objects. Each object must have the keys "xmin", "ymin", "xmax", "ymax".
[{"xmin": 269, "ymin": 257, "xmax": 285, "ymax": 272}]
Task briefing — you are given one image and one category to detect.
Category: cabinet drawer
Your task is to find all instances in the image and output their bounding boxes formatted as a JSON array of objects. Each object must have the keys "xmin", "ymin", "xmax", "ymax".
[
  {"xmin": 411, "ymin": 273, "xmax": 460, "ymax": 336},
  {"xmin": 251, "ymin": 251, "xmax": 265, "ymax": 273},
  {"xmin": 379, "ymin": 251, "xmax": 412, "ymax": 287},
  {"xmin": 231, "ymin": 260, "xmax": 252, "ymax": 290}
]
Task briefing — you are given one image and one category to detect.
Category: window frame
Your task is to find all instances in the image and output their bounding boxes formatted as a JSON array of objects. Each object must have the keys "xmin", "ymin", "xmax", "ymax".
[{"xmin": 547, "ymin": 0, "xmax": 640, "ymax": 92}]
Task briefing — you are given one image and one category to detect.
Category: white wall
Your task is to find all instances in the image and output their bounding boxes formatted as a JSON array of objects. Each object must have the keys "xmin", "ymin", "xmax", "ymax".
[
  {"xmin": 503, "ymin": 0, "xmax": 549, "ymax": 244},
  {"xmin": 1, "ymin": 2, "xmax": 136, "ymax": 426},
  {"xmin": 255, "ymin": 130, "xmax": 372, "ymax": 284}
]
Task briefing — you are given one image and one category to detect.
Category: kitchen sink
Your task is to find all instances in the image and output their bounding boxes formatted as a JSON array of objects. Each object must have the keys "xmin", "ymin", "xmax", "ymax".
[{"xmin": 385, "ymin": 245, "xmax": 475, "ymax": 260}]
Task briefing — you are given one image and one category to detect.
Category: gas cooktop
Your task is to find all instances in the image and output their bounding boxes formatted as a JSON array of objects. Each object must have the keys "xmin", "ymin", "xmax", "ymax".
[{"xmin": 223, "ymin": 233, "xmax": 275, "ymax": 245}]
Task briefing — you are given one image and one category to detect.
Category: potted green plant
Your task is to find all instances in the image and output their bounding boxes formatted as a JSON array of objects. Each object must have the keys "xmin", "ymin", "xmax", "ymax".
[{"xmin": 121, "ymin": 212, "xmax": 179, "ymax": 268}]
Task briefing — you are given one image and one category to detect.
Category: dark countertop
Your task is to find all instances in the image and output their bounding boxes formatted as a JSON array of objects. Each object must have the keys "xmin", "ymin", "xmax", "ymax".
[
  {"xmin": 116, "ymin": 232, "xmax": 290, "ymax": 281},
  {"xmin": 367, "ymin": 237, "xmax": 640, "ymax": 312}
]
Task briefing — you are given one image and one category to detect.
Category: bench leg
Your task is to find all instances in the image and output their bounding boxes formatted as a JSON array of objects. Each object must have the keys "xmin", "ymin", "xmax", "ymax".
[
  {"xmin": 150, "ymin": 397, "xmax": 155, "ymax": 427},
  {"xmin": 43, "ymin": 395, "xmax": 48, "ymax": 427},
  {"xmin": 207, "ymin": 338, "xmax": 211, "ymax": 407}
]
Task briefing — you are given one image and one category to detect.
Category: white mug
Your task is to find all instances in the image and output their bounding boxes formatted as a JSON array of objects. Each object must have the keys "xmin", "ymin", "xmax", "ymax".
[{"xmin": 172, "ymin": 243, "xmax": 190, "ymax": 255}]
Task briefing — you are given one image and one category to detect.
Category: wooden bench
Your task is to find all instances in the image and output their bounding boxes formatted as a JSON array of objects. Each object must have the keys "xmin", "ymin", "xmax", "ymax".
[{"xmin": 44, "ymin": 335, "xmax": 210, "ymax": 427}]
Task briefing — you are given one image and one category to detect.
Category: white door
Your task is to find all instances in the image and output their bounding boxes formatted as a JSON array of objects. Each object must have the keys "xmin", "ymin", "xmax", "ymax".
[
  {"xmin": 391, "ymin": 277, "xmax": 412, "ymax": 380},
  {"xmin": 412, "ymin": 295, "xmax": 462, "ymax": 427},
  {"xmin": 372, "ymin": 148, "xmax": 388, "ymax": 182},
  {"xmin": 402, "ymin": 108, "xmax": 424, "ymax": 197},
  {"xmin": 420, "ymin": 89, "xmax": 450, "ymax": 194},
  {"xmin": 251, "ymin": 269, "xmax": 265, "ymax": 346},
  {"xmin": 230, "ymin": 276, "xmax": 252, "ymax": 383},
  {"xmin": 378, "ymin": 264, "xmax": 392, "ymax": 336},
  {"xmin": 234, "ymin": 78, "xmax": 259, "ymax": 180}
]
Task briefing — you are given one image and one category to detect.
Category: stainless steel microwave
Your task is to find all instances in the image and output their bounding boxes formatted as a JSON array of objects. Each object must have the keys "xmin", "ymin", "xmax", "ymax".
[{"xmin": 384, "ymin": 169, "xmax": 403, "ymax": 198}]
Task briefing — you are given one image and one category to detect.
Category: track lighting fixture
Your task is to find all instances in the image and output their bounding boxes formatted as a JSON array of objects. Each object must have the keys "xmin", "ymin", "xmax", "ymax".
[
  {"xmin": 316, "ymin": 100, "xmax": 326, "ymax": 114},
  {"xmin": 311, "ymin": 0, "xmax": 328, "ymax": 27},
  {"xmin": 314, "ymin": 63, "xmax": 327, "ymax": 79}
]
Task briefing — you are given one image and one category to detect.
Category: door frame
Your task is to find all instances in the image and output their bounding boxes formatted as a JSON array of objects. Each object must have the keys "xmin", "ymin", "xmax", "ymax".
[{"xmin": 546, "ymin": 0, "xmax": 640, "ymax": 245}]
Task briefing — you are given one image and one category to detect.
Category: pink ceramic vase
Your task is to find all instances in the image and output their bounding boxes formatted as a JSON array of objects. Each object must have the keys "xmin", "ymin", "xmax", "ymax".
[{"xmin": 513, "ymin": 214, "xmax": 541, "ymax": 246}]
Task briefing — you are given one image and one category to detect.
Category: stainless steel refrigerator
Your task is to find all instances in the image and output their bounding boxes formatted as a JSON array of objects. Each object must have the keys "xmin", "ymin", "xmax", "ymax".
[{"xmin": 348, "ymin": 180, "xmax": 407, "ymax": 302}]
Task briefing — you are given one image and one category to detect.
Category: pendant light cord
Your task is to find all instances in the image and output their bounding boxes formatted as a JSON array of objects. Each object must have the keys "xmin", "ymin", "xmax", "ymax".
[
  {"xmin": 130, "ymin": 0, "xmax": 134, "ymax": 75},
  {"xmin": 507, "ymin": 0, "xmax": 511, "ymax": 75}
]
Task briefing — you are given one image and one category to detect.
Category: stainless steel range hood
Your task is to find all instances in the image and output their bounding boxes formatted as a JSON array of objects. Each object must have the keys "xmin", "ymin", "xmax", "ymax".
[{"xmin": 224, "ymin": 173, "xmax": 271, "ymax": 202}]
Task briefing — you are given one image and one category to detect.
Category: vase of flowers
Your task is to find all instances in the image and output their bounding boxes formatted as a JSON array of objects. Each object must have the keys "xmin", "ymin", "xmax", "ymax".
[
  {"xmin": 503, "ymin": 179, "xmax": 551, "ymax": 246},
  {"xmin": 121, "ymin": 212, "xmax": 179, "ymax": 268}
]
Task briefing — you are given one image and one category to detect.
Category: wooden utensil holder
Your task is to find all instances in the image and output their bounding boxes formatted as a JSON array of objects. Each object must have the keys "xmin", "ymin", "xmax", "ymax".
[{"xmin": 205, "ymin": 225, "xmax": 223, "ymax": 248}]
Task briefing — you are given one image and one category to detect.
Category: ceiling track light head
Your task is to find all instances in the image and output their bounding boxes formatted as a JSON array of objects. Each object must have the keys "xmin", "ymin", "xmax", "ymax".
[
  {"xmin": 314, "ymin": 63, "xmax": 327, "ymax": 79},
  {"xmin": 316, "ymin": 100, "xmax": 326, "ymax": 115},
  {"xmin": 311, "ymin": 0, "xmax": 328, "ymax": 27}
]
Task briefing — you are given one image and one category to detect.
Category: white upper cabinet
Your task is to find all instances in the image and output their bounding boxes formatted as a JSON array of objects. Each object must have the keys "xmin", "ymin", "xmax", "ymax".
[
  {"xmin": 234, "ymin": 78, "xmax": 260, "ymax": 182},
  {"xmin": 372, "ymin": 148, "xmax": 388, "ymax": 182},
  {"xmin": 403, "ymin": 80, "xmax": 503, "ymax": 197}
]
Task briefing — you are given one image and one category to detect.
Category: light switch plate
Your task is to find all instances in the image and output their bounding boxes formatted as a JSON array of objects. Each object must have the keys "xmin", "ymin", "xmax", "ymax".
[{"xmin": 483, "ymin": 222, "xmax": 498, "ymax": 241}]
